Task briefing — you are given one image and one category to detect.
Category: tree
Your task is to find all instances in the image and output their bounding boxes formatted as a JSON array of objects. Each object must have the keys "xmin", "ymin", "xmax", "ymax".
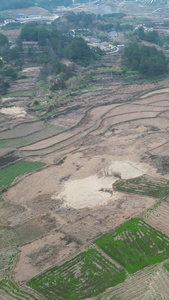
[
  {"xmin": 68, "ymin": 37, "xmax": 94, "ymax": 66},
  {"xmin": 138, "ymin": 26, "xmax": 145, "ymax": 40},
  {"xmin": 0, "ymin": 33, "xmax": 8, "ymax": 47}
]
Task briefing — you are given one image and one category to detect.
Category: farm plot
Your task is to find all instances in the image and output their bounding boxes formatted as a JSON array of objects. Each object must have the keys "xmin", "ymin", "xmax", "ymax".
[
  {"xmin": 95, "ymin": 265, "xmax": 169, "ymax": 300},
  {"xmin": 0, "ymin": 278, "xmax": 38, "ymax": 300},
  {"xmin": 27, "ymin": 248, "xmax": 126, "ymax": 300},
  {"xmin": 143, "ymin": 201, "xmax": 169, "ymax": 237},
  {"xmin": 115, "ymin": 176, "xmax": 169, "ymax": 199},
  {"xmin": 1, "ymin": 125, "xmax": 66, "ymax": 148},
  {"xmin": 0, "ymin": 161, "xmax": 46, "ymax": 186},
  {"xmin": 0, "ymin": 227, "xmax": 18, "ymax": 278},
  {"xmin": 0, "ymin": 121, "xmax": 44, "ymax": 140},
  {"xmin": 95, "ymin": 218, "xmax": 169, "ymax": 274}
]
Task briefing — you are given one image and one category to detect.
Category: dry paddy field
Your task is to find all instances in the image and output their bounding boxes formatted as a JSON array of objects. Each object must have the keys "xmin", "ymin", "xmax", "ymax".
[
  {"xmin": 143, "ymin": 200, "xmax": 169, "ymax": 237},
  {"xmin": 1, "ymin": 78, "xmax": 169, "ymax": 298}
]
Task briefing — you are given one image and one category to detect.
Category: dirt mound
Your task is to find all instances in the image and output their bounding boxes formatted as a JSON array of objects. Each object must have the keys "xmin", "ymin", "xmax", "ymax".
[
  {"xmin": 0, "ymin": 107, "xmax": 26, "ymax": 118},
  {"xmin": 55, "ymin": 174, "xmax": 117, "ymax": 209}
]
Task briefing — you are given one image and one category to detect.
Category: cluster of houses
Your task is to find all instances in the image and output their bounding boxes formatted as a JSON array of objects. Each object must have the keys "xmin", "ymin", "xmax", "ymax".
[{"xmin": 84, "ymin": 37, "xmax": 117, "ymax": 53}]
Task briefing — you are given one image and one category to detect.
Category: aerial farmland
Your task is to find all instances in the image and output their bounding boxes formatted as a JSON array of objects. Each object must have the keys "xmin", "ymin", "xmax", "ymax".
[{"xmin": 1, "ymin": 0, "xmax": 169, "ymax": 299}]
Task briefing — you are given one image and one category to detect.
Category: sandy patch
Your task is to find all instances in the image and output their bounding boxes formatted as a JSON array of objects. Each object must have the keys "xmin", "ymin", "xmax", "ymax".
[
  {"xmin": 56, "ymin": 175, "xmax": 117, "ymax": 209},
  {"xmin": 104, "ymin": 160, "xmax": 147, "ymax": 179},
  {"xmin": 0, "ymin": 106, "xmax": 26, "ymax": 117}
]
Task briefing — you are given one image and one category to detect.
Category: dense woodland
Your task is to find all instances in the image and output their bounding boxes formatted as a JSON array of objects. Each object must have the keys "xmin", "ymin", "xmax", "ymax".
[{"xmin": 122, "ymin": 43, "xmax": 168, "ymax": 77}]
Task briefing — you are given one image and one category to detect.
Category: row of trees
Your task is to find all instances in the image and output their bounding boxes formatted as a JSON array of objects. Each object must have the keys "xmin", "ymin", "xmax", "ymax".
[
  {"xmin": 122, "ymin": 43, "xmax": 168, "ymax": 77},
  {"xmin": 0, "ymin": 33, "xmax": 20, "ymax": 94}
]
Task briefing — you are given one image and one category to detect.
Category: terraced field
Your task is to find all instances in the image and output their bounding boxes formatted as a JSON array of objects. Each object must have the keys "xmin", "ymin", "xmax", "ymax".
[
  {"xmin": 0, "ymin": 278, "xmax": 38, "ymax": 300},
  {"xmin": 95, "ymin": 218, "xmax": 169, "ymax": 274},
  {"xmin": 27, "ymin": 248, "xmax": 126, "ymax": 300},
  {"xmin": 143, "ymin": 201, "xmax": 169, "ymax": 237},
  {"xmin": 115, "ymin": 176, "xmax": 169, "ymax": 199},
  {"xmin": 95, "ymin": 265, "xmax": 169, "ymax": 300},
  {"xmin": 0, "ymin": 161, "xmax": 46, "ymax": 186}
]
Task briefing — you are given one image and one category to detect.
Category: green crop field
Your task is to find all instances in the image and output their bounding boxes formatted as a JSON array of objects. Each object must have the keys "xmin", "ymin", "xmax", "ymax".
[
  {"xmin": 95, "ymin": 218, "xmax": 169, "ymax": 274},
  {"xmin": 27, "ymin": 248, "xmax": 126, "ymax": 300},
  {"xmin": 0, "ymin": 278, "xmax": 38, "ymax": 300},
  {"xmin": 115, "ymin": 176, "xmax": 169, "ymax": 199},
  {"xmin": 0, "ymin": 161, "xmax": 46, "ymax": 186}
]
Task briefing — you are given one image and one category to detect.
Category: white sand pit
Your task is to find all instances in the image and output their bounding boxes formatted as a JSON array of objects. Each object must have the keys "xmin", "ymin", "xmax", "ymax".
[
  {"xmin": 104, "ymin": 160, "xmax": 147, "ymax": 179},
  {"xmin": 0, "ymin": 106, "xmax": 26, "ymax": 117},
  {"xmin": 55, "ymin": 175, "xmax": 118, "ymax": 209},
  {"xmin": 55, "ymin": 161, "xmax": 147, "ymax": 209}
]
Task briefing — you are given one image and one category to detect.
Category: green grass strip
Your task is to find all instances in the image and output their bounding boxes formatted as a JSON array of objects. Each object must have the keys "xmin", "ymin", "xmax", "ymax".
[
  {"xmin": 95, "ymin": 218, "xmax": 169, "ymax": 274},
  {"xmin": 0, "ymin": 161, "xmax": 46, "ymax": 186},
  {"xmin": 115, "ymin": 176, "xmax": 169, "ymax": 199}
]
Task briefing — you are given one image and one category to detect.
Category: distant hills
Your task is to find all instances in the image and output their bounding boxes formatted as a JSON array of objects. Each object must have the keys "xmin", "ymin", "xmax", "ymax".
[
  {"xmin": 0, "ymin": 0, "xmax": 165, "ymax": 13},
  {"xmin": 0, "ymin": 0, "xmax": 97, "ymax": 12}
]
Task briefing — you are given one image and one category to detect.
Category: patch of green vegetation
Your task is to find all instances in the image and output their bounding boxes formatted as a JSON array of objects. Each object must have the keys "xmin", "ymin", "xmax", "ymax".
[
  {"xmin": 164, "ymin": 261, "xmax": 169, "ymax": 272},
  {"xmin": 142, "ymin": 202, "xmax": 161, "ymax": 218},
  {"xmin": 115, "ymin": 176, "xmax": 169, "ymax": 199},
  {"xmin": 95, "ymin": 218, "xmax": 169, "ymax": 274},
  {"xmin": 32, "ymin": 104, "xmax": 48, "ymax": 110},
  {"xmin": 44, "ymin": 122, "xmax": 54, "ymax": 128},
  {"xmin": 0, "ymin": 161, "xmax": 46, "ymax": 186},
  {"xmin": 6, "ymin": 90, "xmax": 36, "ymax": 97},
  {"xmin": 123, "ymin": 70, "xmax": 141, "ymax": 82},
  {"xmin": 0, "ymin": 141, "xmax": 6, "ymax": 147},
  {"xmin": 0, "ymin": 278, "xmax": 38, "ymax": 300},
  {"xmin": 39, "ymin": 111, "xmax": 56, "ymax": 119},
  {"xmin": 27, "ymin": 248, "xmax": 126, "ymax": 300}
]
